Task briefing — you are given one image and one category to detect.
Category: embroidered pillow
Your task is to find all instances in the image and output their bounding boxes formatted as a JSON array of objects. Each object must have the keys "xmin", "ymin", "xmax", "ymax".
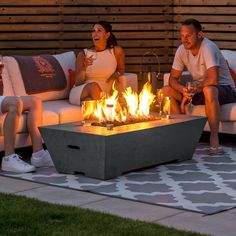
[
  {"xmin": 4, "ymin": 51, "xmax": 76, "ymax": 101},
  {"xmin": 12, "ymin": 55, "xmax": 67, "ymax": 94}
]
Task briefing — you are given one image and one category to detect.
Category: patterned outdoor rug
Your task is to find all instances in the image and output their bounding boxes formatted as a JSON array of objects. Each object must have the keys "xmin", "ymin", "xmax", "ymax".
[{"xmin": 1, "ymin": 143, "xmax": 236, "ymax": 215}]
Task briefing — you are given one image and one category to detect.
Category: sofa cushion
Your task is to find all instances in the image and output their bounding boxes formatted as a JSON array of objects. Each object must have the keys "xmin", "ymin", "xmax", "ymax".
[
  {"xmin": 4, "ymin": 51, "xmax": 76, "ymax": 101},
  {"xmin": 221, "ymin": 50, "xmax": 236, "ymax": 73},
  {"xmin": 43, "ymin": 99, "xmax": 82, "ymax": 123},
  {"xmin": 227, "ymin": 63, "xmax": 236, "ymax": 86},
  {"xmin": 185, "ymin": 103, "xmax": 236, "ymax": 121},
  {"xmin": 1, "ymin": 65, "xmax": 15, "ymax": 96}
]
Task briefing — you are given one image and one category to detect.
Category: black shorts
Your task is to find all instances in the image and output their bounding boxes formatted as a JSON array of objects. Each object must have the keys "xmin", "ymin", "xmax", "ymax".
[{"xmin": 192, "ymin": 85, "xmax": 236, "ymax": 105}]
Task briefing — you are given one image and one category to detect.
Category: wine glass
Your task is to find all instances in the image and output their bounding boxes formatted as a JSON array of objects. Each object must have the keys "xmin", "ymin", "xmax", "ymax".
[
  {"xmin": 81, "ymin": 101, "xmax": 87, "ymax": 125},
  {"xmin": 185, "ymin": 81, "xmax": 197, "ymax": 109},
  {"xmin": 156, "ymin": 89, "xmax": 164, "ymax": 117},
  {"xmin": 85, "ymin": 48, "xmax": 97, "ymax": 65}
]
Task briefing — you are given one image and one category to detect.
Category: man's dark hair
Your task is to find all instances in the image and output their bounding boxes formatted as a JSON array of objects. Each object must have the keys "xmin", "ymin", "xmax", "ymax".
[{"xmin": 182, "ymin": 19, "xmax": 202, "ymax": 32}]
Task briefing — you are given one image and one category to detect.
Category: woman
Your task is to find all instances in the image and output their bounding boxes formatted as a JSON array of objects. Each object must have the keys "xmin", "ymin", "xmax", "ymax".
[{"xmin": 69, "ymin": 21, "xmax": 125, "ymax": 105}]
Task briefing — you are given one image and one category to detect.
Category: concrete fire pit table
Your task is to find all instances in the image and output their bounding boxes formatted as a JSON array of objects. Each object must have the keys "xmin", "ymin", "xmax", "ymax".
[{"xmin": 39, "ymin": 115, "xmax": 207, "ymax": 180}]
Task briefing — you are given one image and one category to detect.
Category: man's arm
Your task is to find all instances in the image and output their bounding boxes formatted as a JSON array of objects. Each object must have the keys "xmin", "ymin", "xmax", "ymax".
[{"xmin": 169, "ymin": 68, "xmax": 184, "ymax": 93}]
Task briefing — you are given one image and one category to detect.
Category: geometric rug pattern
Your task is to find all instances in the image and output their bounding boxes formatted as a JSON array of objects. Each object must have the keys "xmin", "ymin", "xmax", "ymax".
[{"xmin": 1, "ymin": 143, "xmax": 236, "ymax": 215}]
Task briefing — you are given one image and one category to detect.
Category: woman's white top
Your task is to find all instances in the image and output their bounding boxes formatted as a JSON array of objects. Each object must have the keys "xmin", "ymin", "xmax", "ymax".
[{"xmin": 69, "ymin": 48, "xmax": 117, "ymax": 105}]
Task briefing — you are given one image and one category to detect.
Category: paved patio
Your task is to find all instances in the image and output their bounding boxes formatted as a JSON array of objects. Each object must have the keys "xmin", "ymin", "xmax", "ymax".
[
  {"xmin": 1, "ymin": 133, "xmax": 236, "ymax": 236},
  {"xmin": 1, "ymin": 173, "xmax": 236, "ymax": 236}
]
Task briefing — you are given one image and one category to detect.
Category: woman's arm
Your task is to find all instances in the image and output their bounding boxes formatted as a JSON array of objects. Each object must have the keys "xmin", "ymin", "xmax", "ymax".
[
  {"xmin": 74, "ymin": 50, "xmax": 86, "ymax": 86},
  {"xmin": 114, "ymin": 46, "xmax": 125, "ymax": 75},
  {"xmin": 107, "ymin": 46, "xmax": 125, "ymax": 82}
]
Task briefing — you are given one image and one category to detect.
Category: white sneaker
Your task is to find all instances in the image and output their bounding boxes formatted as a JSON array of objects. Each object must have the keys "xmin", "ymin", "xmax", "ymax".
[
  {"xmin": 1, "ymin": 154, "xmax": 36, "ymax": 173},
  {"xmin": 31, "ymin": 150, "xmax": 54, "ymax": 168}
]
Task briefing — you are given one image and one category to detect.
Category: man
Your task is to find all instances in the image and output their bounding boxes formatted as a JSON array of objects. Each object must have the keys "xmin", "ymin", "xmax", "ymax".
[
  {"xmin": 0, "ymin": 61, "xmax": 53, "ymax": 173},
  {"xmin": 162, "ymin": 18, "xmax": 236, "ymax": 155}
]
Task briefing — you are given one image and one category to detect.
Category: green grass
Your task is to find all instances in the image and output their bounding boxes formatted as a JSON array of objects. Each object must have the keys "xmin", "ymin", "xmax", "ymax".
[{"xmin": 0, "ymin": 192, "xmax": 208, "ymax": 236}]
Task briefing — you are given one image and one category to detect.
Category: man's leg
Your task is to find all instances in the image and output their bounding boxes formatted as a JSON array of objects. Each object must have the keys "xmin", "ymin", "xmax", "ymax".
[
  {"xmin": 203, "ymin": 86, "xmax": 220, "ymax": 148},
  {"xmin": 1, "ymin": 96, "xmax": 35, "ymax": 173},
  {"xmin": 161, "ymin": 86, "xmax": 183, "ymax": 114},
  {"xmin": 1, "ymin": 97, "xmax": 23, "ymax": 156},
  {"xmin": 21, "ymin": 96, "xmax": 54, "ymax": 167},
  {"xmin": 21, "ymin": 96, "xmax": 43, "ymax": 152}
]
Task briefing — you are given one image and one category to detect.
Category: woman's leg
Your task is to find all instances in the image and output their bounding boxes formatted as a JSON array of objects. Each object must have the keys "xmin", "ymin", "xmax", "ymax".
[{"xmin": 80, "ymin": 82, "xmax": 102, "ymax": 102}]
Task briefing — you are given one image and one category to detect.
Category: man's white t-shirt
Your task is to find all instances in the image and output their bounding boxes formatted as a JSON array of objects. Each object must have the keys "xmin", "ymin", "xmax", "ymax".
[{"xmin": 172, "ymin": 37, "xmax": 236, "ymax": 91}]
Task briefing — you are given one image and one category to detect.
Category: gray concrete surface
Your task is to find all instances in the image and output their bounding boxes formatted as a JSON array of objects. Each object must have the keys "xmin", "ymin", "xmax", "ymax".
[{"xmin": 1, "ymin": 175, "xmax": 236, "ymax": 236}]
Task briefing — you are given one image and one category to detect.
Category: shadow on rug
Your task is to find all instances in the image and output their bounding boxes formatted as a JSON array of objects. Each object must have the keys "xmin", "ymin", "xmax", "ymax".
[{"xmin": 1, "ymin": 143, "xmax": 236, "ymax": 215}]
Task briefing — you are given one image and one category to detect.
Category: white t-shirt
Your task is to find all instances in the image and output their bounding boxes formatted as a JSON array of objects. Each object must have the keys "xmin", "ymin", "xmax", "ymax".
[{"xmin": 172, "ymin": 37, "xmax": 236, "ymax": 90}]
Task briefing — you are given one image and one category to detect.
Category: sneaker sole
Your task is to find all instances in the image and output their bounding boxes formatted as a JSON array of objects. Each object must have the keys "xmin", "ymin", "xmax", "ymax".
[{"xmin": 1, "ymin": 166, "xmax": 36, "ymax": 173}]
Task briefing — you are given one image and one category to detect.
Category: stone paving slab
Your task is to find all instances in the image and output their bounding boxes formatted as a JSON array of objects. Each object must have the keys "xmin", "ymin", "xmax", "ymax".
[
  {"xmin": 16, "ymin": 185, "xmax": 107, "ymax": 206},
  {"xmin": 81, "ymin": 197, "xmax": 184, "ymax": 222},
  {"xmin": 0, "ymin": 175, "xmax": 43, "ymax": 193}
]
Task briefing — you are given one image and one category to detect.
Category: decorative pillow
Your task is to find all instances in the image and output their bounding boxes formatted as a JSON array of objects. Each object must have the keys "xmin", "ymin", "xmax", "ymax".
[
  {"xmin": 4, "ymin": 51, "xmax": 76, "ymax": 101},
  {"xmin": 68, "ymin": 69, "xmax": 76, "ymax": 90},
  {"xmin": 12, "ymin": 54, "xmax": 67, "ymax": 94}
]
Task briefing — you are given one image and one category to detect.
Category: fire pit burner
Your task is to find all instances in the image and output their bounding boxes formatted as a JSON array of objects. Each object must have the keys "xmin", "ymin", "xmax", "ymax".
[{"xmin": 91, "ymin": 115, "xmax": 160, "ymax": 127}]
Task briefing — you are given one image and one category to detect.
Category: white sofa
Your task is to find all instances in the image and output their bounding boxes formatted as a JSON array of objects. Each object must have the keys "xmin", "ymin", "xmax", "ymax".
[
  {"xmin": 163, "ymin": 50, "xmax": 236, "ymax": 134},
  {"xmin": 0, "ymin": 51, "xmax": 138, "ymax": 152}
]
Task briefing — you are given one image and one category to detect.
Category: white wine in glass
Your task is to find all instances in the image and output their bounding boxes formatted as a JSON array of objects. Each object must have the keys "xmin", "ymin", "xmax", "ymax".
[
  {"xmin": 156, "ymin": 89, "xmax": 164, "ymax": 117},
  {"xmin": 186, "ymin": 81, "xmax": 197, "ymax": 108}
]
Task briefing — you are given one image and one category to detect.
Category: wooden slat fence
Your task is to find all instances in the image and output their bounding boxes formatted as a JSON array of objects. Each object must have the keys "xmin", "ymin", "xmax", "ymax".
[{"xmin": 1, "ymin": 0, "xmax": 236, "ymax": 85}]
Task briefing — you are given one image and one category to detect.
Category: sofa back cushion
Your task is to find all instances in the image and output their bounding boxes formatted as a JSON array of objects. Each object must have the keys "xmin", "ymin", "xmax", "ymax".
[
  {"xmin": 4, "ymin": 51, "xmax": 76, "ymax": 101},
  {"xmin": 221, "ymin": 50, "xmax": 236, "ymax": 72},
  {"xmin": 1, "ymin": 65, "xmax": 15, "ymax": 96}
]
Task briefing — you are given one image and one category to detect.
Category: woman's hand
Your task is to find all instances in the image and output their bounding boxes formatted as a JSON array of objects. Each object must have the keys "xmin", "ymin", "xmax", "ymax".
[
  {"xmin": 83, "ymin": 55, "xmax": 95, "ymax": 68},
  {"xmin": 106, "ymin": 71, "xmax": 121, "ymax": 83}
]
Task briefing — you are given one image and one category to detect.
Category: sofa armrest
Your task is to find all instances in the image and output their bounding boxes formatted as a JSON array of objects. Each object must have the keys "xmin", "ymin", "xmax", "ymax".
[{"xmin": 117, "ymin": 73, "xmax": 138, "ymax": 93}]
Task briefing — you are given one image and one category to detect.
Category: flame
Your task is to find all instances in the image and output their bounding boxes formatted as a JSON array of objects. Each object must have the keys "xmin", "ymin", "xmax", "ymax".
[
  {"xmin": 138, "ymin": 81, "xmax": 155, "ymax": 116},
  {"xmin": 82, "ymin": 80, "xmax": 156, "ymax": 123}
]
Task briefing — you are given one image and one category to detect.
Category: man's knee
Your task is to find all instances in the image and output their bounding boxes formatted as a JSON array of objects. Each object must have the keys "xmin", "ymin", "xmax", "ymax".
[
  {"xmin": 203, "ymin": 86, "xmax": 218, "ymax": 102},
  {"xmin": 6, "ymin": 97, "xmax": 23, "ymax": 114},
  {"xmin": 28, "ymin": 96, "xmax": 42, "ymax": 109},
  {"xmin": 161, "ymin": 86, "xmax": 172, "ymax": 95}
]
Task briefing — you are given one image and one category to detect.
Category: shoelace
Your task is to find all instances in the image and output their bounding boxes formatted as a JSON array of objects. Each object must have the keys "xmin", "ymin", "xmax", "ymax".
[{"xmin": 12, "ymin": 154, "xmax": 30, "ymax": 166}]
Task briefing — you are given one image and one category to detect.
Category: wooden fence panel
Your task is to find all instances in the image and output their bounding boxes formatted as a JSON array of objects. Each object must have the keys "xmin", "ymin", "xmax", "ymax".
[
  {"xmin": 0, "ymin": 0, "xmax": 173, "ymax": 79},
  {"xmin": 173, "ymin": 0, "xmax": 236, "ymax": 54},
  {"xmin": 1, "ymin": 0, "xmax": 236, "ymax": 83}
]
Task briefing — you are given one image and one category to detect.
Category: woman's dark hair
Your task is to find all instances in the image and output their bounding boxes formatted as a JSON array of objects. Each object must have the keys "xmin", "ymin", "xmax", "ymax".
[
  {"xmin": 95, "ymin": 20, "xmax": 118, "ymax": 48},
  {"xmin": 182, "ymin": 18, "xmax": 202, "ymax": 33}
]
